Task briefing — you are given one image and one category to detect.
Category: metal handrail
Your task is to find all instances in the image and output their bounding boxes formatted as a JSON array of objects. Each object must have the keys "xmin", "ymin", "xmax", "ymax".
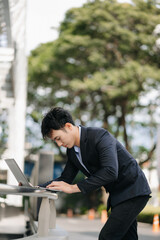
[
  {"xmin": 0, "ymin": 183, "xmax": 58, "ymax": 199},
  {"xmin": 0, "ymin": 184, "xmax": 58, "ymax": 238}
]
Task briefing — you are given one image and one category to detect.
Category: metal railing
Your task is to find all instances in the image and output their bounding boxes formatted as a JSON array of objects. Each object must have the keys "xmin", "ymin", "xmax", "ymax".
[{"xmin": 0, "ymin": 184, "xmax": 68, "ymax": 239}]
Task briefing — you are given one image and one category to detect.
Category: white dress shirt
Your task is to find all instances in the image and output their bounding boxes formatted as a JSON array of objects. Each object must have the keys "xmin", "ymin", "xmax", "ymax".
[{"xmin": 74, "ymin": 126, "xmax": 90, "ymax": 173}]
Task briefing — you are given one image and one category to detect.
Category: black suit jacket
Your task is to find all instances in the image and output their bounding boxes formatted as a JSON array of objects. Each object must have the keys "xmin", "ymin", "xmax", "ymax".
[{"xmin": 42, "ymin": 126, "xmax": 151, "ymax": 209}]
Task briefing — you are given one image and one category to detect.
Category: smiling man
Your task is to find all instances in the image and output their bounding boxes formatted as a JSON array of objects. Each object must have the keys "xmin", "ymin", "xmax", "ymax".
[{"xmin": 40, "ymin": 107, "xmax": 151, "ymax": 240}]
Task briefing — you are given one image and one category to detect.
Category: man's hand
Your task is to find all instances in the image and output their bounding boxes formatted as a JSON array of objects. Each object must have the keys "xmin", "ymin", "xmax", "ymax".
[{"xmin": 46, "ymin": 181, "xmax": 81, "ymax": 194}]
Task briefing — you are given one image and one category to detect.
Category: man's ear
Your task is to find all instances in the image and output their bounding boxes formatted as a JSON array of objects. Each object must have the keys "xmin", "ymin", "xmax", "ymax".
[{"xmin": 65, "ymin": 122, "xmax": 73, "ymax": 130}]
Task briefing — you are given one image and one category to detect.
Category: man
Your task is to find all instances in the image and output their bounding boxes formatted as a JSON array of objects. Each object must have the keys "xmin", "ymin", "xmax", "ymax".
[{"xmin": 40, "ymin": 107, "xmax": 151, "ymax": 240}]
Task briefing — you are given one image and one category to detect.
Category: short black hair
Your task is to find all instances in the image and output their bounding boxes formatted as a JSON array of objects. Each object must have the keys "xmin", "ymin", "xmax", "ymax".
[{"xmin": 41, "ymin": 107, "xmax": 75, "ymax": 139}]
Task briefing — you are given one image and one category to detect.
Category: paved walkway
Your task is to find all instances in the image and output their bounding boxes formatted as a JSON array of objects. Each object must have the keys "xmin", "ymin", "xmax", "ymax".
[
  {"xmin": 0, "ymin": 206, "xmax": 160, "ymax": 239},
  {"xmin": 56, "ymin": 216, "xmax": 160, "ymax": 240},
  {"xmin": 0, "ymin": 206, "xmax": 26, "ymax": 235}
]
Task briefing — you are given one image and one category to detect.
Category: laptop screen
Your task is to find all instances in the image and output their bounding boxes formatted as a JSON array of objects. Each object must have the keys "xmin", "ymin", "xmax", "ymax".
[{"xmin": 5, "ymin": 159, "xmax": 30, "ymax": 186}]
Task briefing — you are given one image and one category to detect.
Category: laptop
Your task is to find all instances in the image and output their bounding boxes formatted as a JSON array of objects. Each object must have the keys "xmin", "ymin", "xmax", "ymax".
[{"xmin": 5, "ymin": 158, "xmax": 59, "ymax": 193}]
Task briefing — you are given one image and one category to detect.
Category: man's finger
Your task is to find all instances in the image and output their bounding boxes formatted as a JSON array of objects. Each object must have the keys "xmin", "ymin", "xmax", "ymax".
[
  {"xmin": 47, "ymin": 181, "xmax": 60, "ymax": 188},
  {"xmin": 48, "ymin": 186, "xmax": 60, "ymax": 190}
]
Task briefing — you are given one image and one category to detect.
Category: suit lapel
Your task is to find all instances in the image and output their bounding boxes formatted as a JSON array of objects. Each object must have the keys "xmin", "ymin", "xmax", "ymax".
[
  {"xmin": 70, "ymin": 147, "xmax": 90, "ymax": 177},
  {"xmin": 80, "ymin": 126, "xmax": 92, "ymax": 173}
]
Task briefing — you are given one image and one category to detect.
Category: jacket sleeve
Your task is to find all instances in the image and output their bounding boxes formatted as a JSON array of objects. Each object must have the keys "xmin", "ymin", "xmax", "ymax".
[
  {"xmin": 77, "ymin": 131, "xmax": 119, "ymax": 193},
  {"xmin": 39, "ymin": 151, "xmax": 79, "ymax": 187},
  {"xmin": 54, "ymin": 156, "xmax": 79, "ymax": 184}
]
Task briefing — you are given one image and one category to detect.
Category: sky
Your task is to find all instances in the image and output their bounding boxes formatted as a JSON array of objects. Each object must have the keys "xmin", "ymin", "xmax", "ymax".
[{"xmin": 26, "ymin": 0, "xmax": 87, "ymax": 55}]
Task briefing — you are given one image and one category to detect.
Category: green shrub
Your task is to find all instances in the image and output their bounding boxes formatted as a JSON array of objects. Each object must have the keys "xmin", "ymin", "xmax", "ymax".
[
  {"xmin": 137, "ymin": 205, "xmax": 160, "ymax": 224},
  {"xmin": 97, "ymin": 204, "xmax": 107, "ymax": 215},
  {"xmin": 80, "ymin": 206, "xmax": 88, "ymax": 215}
]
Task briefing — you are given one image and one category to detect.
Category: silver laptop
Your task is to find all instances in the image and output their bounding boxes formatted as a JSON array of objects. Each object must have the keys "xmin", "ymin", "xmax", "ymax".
[{"xmin": 5, "ymin": 158, "xmax": 58, "ymax": 193}]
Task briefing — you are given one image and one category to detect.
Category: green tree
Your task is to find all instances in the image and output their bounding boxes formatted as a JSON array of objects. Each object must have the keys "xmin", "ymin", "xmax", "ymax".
[
  {"xmin": 28, "ymin": 0, "xmax": 160, "ymax": 160},
  {"xmin": 0, "ymin": 110, "xmax": 8, "ymax": 157}
]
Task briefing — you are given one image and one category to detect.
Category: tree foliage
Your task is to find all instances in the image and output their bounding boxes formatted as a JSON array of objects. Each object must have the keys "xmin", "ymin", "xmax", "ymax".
[
  {"xmin": 28, "ymin": 0, "xmax": 160, "ymax": 161},
  {"xmin": 0, "ymin": 110, "xmax": 8, "ymax": 157}
]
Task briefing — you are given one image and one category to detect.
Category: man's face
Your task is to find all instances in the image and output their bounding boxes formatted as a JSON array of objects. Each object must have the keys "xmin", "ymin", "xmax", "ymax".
[{"xmin": 49, "ymin": 124, "xmax": 76, "ymax": 149}]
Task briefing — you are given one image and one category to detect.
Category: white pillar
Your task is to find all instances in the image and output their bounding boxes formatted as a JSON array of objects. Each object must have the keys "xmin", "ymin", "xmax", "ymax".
[
  {"xmin": 37, "ymin": 198, "xmax": 50, "ymax": 237},
  {"xmin": 49, "ymin": 199, "xmax": 56, "ymax": 229},
  {"xmin": 5, "ymin": 0, "xmax": 27, "ymax": 206}
]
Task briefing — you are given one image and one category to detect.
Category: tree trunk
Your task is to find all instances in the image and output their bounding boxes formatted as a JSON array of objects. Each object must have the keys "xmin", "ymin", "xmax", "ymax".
[
  {"xmin": 103, "ymin": 115, "xmax": 109, "ymax": 129},
  {"xmin": 121, "ymin": 102, "xmax": 130, "ymax": 151},
  {"xmin": 139, "ymin": 143, "xmax": 156, "ymax": 166}
]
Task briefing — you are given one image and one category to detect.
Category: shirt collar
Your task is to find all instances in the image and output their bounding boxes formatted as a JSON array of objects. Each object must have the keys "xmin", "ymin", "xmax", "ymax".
[{"xmin": 74, "ymin": 126, "xmax": 81, "ymax": 152}]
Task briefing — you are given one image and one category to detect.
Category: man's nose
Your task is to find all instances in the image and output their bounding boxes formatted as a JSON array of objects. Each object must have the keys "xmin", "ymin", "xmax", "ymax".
[{"xmin": 56, "ymin": 141, "xmax": 63, "ymax": 147}]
